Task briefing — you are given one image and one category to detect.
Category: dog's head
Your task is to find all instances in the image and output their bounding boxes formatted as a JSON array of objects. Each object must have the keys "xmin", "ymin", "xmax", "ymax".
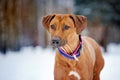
[{"xmin": 42, "ymin": 14, "xmax": 87, "ymax": 48}]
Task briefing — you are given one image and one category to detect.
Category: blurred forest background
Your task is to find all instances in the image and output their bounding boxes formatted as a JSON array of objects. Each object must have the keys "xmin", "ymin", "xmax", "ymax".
[{"xmin": 0, "ymin": 0, "xmax": 120, "ymax": 54}]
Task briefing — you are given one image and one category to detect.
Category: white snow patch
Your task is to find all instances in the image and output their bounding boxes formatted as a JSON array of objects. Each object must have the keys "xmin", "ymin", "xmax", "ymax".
[
  {"xmin": 0, "ymin": 46, "xmax": 55, "ymax": 80},
  {"xmin": 100, "ymin": 43, "xmax": 120, "ymax": 80},
  {"xmin": 69, "ymin": 70, "xmax": 81, "ymax": 80}
]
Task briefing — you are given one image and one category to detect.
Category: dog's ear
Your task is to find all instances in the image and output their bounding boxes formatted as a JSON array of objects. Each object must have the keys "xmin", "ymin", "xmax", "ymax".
[
  {"xmin": 42, "ymin": 14, "xmax": 56, "ymax": 30},
  {"xmin": 69, "ymin": 15, "xmax": 87, "ymax": 34}
]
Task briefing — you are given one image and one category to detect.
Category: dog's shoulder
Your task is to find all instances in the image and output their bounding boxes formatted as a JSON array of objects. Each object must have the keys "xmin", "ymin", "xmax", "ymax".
[{"xmin": 82, "ymin": 36, "xmax": 99, "ymax": 47}]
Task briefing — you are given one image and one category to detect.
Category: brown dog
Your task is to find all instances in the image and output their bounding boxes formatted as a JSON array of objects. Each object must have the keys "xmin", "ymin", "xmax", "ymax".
[{"xmin": 42, "ymin": 14, "xmax": 104, "ymax": 80}]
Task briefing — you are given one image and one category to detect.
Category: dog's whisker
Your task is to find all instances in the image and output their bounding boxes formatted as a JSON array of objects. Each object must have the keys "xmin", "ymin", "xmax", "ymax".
[{"xmin": 61, "ymin": 47, "xmax": 65, "ymax": 52}]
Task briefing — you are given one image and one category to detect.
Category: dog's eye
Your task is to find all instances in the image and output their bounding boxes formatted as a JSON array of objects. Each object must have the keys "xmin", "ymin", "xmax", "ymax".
[
  {"xmin": 64, "ymin": 25, "xmax": 70, "ymax": 30},
  {"xmin": 50, "ymin": 25, "xmax": 55, "ymax": 30}
]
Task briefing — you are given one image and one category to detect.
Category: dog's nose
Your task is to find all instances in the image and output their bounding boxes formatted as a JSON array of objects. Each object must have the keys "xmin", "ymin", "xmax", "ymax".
[{"xmin": 51, "ymin": 36, "xmax": 61, "ymax": 47}]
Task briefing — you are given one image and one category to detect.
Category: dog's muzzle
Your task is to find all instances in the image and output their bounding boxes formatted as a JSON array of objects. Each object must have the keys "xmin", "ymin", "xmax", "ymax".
[
  {"xmin": 51, "ymin": 36, "xmax": 65, "ymax": 48},
  {"xmin": 51, "ymin": 36, "xmax": 61, "ymax": 48}
]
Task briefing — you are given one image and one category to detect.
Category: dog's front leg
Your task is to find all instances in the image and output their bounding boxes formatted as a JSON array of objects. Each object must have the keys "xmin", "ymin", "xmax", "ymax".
[
  {"xmin": 54, "ymin": 62, "xmax": 79, "ymax": 80},
  {"xmin": 54, "ymin": 63, "xmax": 70, "ymax": 80}
]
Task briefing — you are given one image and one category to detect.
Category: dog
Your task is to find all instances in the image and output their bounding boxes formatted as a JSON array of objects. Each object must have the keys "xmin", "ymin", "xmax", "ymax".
[{"xmin": 42, "ymin": 14, "xmax": 104, "ymax": 80}]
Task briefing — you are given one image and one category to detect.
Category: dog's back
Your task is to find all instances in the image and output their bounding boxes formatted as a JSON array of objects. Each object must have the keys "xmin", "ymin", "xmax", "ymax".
[{"xmin": 82, "ymin": 36, "xmax": 104, "ymax": 80}]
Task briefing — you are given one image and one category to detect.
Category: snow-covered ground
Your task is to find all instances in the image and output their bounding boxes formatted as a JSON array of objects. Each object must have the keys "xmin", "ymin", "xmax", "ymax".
[{"xmin": 0, "ymin": 43, "xmax": 120, "ymax": 80}]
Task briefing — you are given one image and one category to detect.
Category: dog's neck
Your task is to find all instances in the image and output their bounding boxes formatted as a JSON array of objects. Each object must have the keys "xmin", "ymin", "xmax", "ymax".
[{"xmin": 60, "ymin": 35, "xmax": 80, "ymax": 54}]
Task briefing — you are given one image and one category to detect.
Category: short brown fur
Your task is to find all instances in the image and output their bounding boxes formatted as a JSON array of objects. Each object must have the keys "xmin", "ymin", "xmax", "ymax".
[{"xmin": 42, "ymin": 14, "xmax": 104, "ymax": 80}]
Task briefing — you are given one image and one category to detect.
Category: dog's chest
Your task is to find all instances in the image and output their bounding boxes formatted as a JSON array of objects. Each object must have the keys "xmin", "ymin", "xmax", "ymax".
[{"xmin": 55, "ymin": 55, "xmax": 93, "ymax": 80}]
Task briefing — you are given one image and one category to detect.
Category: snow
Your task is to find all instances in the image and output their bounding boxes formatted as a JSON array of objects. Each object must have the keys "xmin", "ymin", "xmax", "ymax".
[
  {"xmin": 0, "ymin": 47, "xmax": 55, "ymax": 80},
  {"xmin": 0, "ymin": 44, "xmax": 120, "ymax": 80},
  {"xmin": 100, "ymin": 43, "xmax": 120, "ymax": 80}
]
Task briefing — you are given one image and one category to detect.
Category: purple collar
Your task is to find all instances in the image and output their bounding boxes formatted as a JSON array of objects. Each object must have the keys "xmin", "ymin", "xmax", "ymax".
[{"xmin": 58, "ymin": 35, "xmax": 82, "ymax": 60}]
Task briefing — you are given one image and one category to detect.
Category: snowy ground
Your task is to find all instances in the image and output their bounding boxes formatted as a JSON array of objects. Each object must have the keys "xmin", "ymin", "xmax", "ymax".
[{"xmin": 0, "ymin": 43, "xmax": 120, "ymax": 80}]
